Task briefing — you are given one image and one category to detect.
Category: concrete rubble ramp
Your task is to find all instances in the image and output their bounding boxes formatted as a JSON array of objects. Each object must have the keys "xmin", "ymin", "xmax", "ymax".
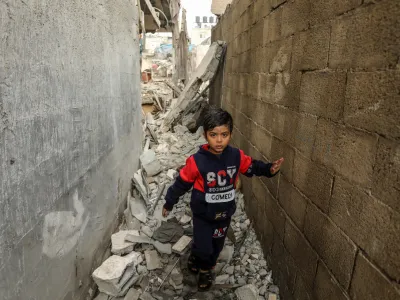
[
  {"xmin": 162, "ymin": 41, "xmax": 226, "ymax": 129},
  {"xmin": 235, "ymin": 284, "xmax": 259, "ymax": 300}
]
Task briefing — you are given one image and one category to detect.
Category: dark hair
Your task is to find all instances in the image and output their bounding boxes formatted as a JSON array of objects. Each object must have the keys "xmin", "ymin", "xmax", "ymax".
[{"xmin": 203, "ymin": 107, "xmax": 233, "ymax": 133}]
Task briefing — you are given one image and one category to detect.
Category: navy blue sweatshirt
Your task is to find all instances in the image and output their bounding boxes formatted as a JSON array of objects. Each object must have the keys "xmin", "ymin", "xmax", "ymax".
[{"xmin": 163, "ymin": 144, "xmax": 278, "ymax": 221}]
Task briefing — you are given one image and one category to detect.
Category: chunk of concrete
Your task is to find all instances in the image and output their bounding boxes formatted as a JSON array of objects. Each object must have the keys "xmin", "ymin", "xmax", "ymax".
[
  {"xmin": 153, "ymin": 240, "xmax": 172, "ymax": 255},
  {"xmin": 129, "ymin": 194, "xmax": 147, "ymax": 223},
  {"xmin": 140, "ymin": 150, "xmax": 162, "ymax": 176},
  {"xmin": 235, "ymin": 284, "xmax": 259, "ymax": 300},
  {"xmin": 133, "ymin": 170, "xmax": 149, "ymax": 202},
  {"xmin": 179, "ymin": 215, "xmax": 191, "ymax": 225},
  {"xmin": 124, "ymin": 288, "xmax": 141, "ymax": 300},
  {"xmin": 268, "ymin": 294, "xmax": 278, "ymax": 300},
  {"xmin": 111, "ymin": 230, "xmax": 139, "ymax": 255},
  {"xmin": 216, "ymin": 274, "xmax": 230, "ymax": 284},
  {"xmin": 172, "ymin": 235, "xmax": 192, "ymax": 255},
  {"xmin": 125, "ymin": 233, "xmax": 153, "ymax": 245},
  {"xmin": 141, "ymin": 225, "xmax": 154, "ymax": 238},
  {"xmin": 144, "ymin": 250, "xmax": 162, "ymax": 270},
  {"xmin": 94, "ymin": 293, "xmax": 110, "ymax": 300},
  {"xmin": 92, "ymin": 254, "xmax": 141, "ymax": 296},
  {"xmin": 219, "ymin": 245, "xmax": 234, "ymax": 264},
  {"xmin": 167, "ymin": 169, "xmax": 178, "ymax": 179}
]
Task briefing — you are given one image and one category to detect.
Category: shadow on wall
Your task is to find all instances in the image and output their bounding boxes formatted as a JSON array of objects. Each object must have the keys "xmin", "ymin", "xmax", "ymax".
[{"xmin": 42, "ymin": 189, "xmax": 90, "ymax": 258}]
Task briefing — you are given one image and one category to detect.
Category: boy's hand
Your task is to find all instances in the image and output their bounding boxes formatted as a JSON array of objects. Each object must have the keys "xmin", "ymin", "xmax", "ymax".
[
  {"xmin": 162, "ymin": 208, "xmax": 170, "ymax": 218},
  {"xmin": 270, "ymin": 157, "xmax": 284, "ymax": 175}
]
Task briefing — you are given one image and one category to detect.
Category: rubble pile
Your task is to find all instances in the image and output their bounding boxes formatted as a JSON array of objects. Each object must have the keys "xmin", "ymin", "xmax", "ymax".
[{"xmin": 90, "ymin": 41, "xmax": 280, "ymax": 300}]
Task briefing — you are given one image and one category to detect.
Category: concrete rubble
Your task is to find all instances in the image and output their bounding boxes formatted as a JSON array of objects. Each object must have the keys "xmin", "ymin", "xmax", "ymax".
[{"xmin": 90, "ymin": 79, "xmax": 281, "ymax": 300}]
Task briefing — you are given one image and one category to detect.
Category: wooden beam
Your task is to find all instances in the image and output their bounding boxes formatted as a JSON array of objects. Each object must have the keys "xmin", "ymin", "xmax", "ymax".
[{"xmin": 144, "ymin": 0, "xmax": 161, "ymax": 28}]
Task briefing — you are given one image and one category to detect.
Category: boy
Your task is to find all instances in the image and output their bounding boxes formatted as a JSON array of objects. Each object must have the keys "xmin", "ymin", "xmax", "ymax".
[{"xmin": 162, "ymin": 107, "xmax": 284, "ymax": 291}]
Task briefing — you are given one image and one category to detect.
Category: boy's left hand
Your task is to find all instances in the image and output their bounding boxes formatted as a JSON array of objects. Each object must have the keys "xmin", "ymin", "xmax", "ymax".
[{"xmin": 270, "ymin": 157, "xmax": 284, "ymax": 175}]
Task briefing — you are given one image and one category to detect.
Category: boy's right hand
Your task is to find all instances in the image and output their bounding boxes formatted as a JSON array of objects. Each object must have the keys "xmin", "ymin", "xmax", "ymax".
[{"xmin": 162, "ymin": 208, "xmax": 170, "ymax": 218}]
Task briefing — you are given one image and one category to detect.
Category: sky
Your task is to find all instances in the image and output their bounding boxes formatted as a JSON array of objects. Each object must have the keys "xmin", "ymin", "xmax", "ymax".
[{"xmin": 181, "ymin": 0, "xmax": 214, "ymax": 37}]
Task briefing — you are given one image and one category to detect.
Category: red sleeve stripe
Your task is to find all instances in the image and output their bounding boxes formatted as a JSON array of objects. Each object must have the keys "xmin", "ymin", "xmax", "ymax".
[
  {"xmin": 179, "ymin": 156, "xmax": 200, "ymax": 183},
  {"xmin": 239, "ymin": 149, "xmax": 252, "ymax": 174}
]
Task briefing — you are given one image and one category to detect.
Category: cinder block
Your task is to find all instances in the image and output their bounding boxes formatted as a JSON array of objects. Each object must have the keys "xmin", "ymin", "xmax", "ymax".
[
  {"xmin": 330, "ymin": 177, "xmax": 400, "ymax": 282},
  {"xmin": 304, "ymin": 203, "xmax": 357, "ymax": 290},
  {"xmin": 329, "ymin": 1, "xmax": 400, "ymax": 69},
  {"xmin": 350, "ymin": 252, "xmax": 400, "ymax": 300},
  {"xmin": 344, "ymin": 70, "xmax": 400, "ymax": 139},
  {"xmin": 263, "ymin": 8, "xmax": 283, "ymax": 44},
  {"xmin": 312, "ymin": 119, "xmax": 378, "ymax": 187},
  {"xmin": 293, "ymin": 272, "xmax": 314, "ymax": 300},
  {"xmin": 293, "ymin": 153, "xmax": 333, "ymax": 213},
  {"xmin": 260, "ymin": 217, "xmax": 275, "ymax": 256},
  {"xmin": 310, "ymin": 0, "xmax": 361, "ymax": 25},
  {"xmin": 284, "ymin": 219, "xmax": 318, "ymax": 289},
  {"xmin": 265, "ymin": 186, "xmax": 286, "ymax": 239},
  {"xmin": 274, "ymin": 71, "xmax": 302, "ymax": 110},
  {"xmin": 248, "ymin": 99, "xmax": 271, "ymax": 128},
  {"xmin": 270, "ymin": 136, "xmax": 295, "ymax": 181},
  {"xmin": 299, "ymin": 70, "xmax": 346, "ymax": 121},
  {"xmin": 250, "ymin": 122, "xmax": 273, "ymax": 159},
  {"xmin": 314, "ymin": 262, "xmax": 350, "ymax": 300},
  {"xmin": 248, "ymin": 73, "xmax": 260, "ymax": 99},
  {"xmin": 373, "ymin": 137, "xmax": 400, "ymax": 213},
  {"xmin": 250, "ymin": 21, "xmax": 264, "ymax": 49},
  {"xmin": 259, "ymin": 73, "xmax": 276, "ymax": 103},
  {"xmin": 270, "ymin": 246, "xmax": 298, "ymax": 295},
  {"xmin": 281, "ymin": 0, "xmax": 310, "ymax": 37},
  {"xmin": 291, "ymin": 26, "xmax": 330, "ymax": 71},
  {"xmin": 278, "ymin": 175, "xmax": 308, "ymax": 229},
  {"xmin": 269, "ymin": 37, "xmax": 293, "ymax": 73}
]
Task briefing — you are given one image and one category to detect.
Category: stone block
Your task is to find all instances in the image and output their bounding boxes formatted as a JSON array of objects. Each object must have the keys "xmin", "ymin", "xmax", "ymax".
[
  {"xmin": 299, "ymin": 70, "xmax": 346, "ymax": 121},
  {"xmin": 270, "ymin": 137, "xmax": 295, "ymax": 182},
  {"xmin": 263, "ymin": 8, "xmax": 283, "ymax": 44},
  {"xmin": 330, "ymin": 177, "xmax": 400, "ymax": 281},
  {"xmin": 293, "ymin": 153, "xmax": 333, "ymax": 213},
  {"xmin": 372, "ymin": 137, "xmax": 400, "ymax": 213},
  {"xmin": 312, "ymin": 119, "xmax": 378, "ymax": 186},
  {"xmin": 259, "ymin": 73, "xmax": 276, "ymax": 103},
  {"xmin": 310, "ymin": 0, "xmax": 361, "ymax": 25},
  {"xmin": 270, "ymin": 241, "xmax": 297, "ymax": 293},
  {"xmin": 249, "ymin": 123, "xmax": 273, "ymax": 160},
  {"xmin": 304, "ymin": 203, "xmax": 357, "ymax": 289},
  {"xmin": 269, "ymin": 37, "xmax": 293, "ymax": 73},
  {"xmin": 140, "ymin": 150, "xmax": 162, "ymax": 177},
  {"xmin": 265, "ymin": 186, "xmax": 286, "ymax": 239},
  {"xmin": 111, "ymin": 230, "xmax": 138, "ymax": 255},
  {"xmin": 278, "ymin": 175, "xmax": 308, "ymax": 229},
  {"xmin": 329, "ymin": 1, "xmax": 400, "ymax": 69},
  {"xmin": 281, "ymin": 0, "xmax": 310, "ymax": 37},
  {"xmin": 284, "ymin": 219, "xmax": 318, "ymax": 288},
  {"xmin": 274, "ymin": 71, "xmax": 302, "ymax": 110},
  {"xmin": 350, "ymin": 252, "xmax": 400, "ymax": 300},
  {"xmin": 314, "ymin": 262, "xmax": 350, "ymax": 300},
  {"xmin": 293, "ymin": 273, "xmax": 314, "ymax": 300},
  {"xmin": 144, "ymin": 250, "xmax": 162, "ymax": 270},
  {"xmin": 344, "ymin": 70, "xmax": 400, "ymax": 139}
]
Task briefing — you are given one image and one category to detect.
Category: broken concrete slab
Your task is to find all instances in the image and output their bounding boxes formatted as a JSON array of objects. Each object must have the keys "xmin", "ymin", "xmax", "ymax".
[
  {"xmin": 124, "ymin": 288, "xmax": 141, "ymax": 300},
  {"xmin": 140, "ymin": 291, "xmax": 156, "ymax": 300},
  {"xmin": 129, "ymin": 194, "xmax": 148, "ymax": 223},
  {"xmin": 133, "ymin": 171, "xmax": 149, "ymax": 203},
  {"xmin": 172, "ymin": 235, "xmax": 192, "ymax": 255},
  {"xmin": 167, "ymin": 169, "xmax": 178, "ymax": 180},
  {"xmin": 162, "ymin": 41, "xmax": 226, "ymax": 129},
  {"xmin": 92, "ymin": 254, "xmax": 141, "ymax": 296},
  {"xmin": 153, "ymin": 240, "xmax": 172, "ymax": 255},
  {"xmin": 141, "ymin": 225, "xmax": 154, "ymax": 238},
  {"xmin": 219, "ymin": 245, "xmax": 234, "ymax": 264},
  {"xmin": 124, "ymin": 207, "xmax": 142, "ymax": 230},
  {"xmin": 216, "ymin": 274, "xmax": 230, "ymax": 284},
  {"xmin": 179, "ymin": 215, "xmax": 191, "ymax": 225},
  {"xmin": 153, "ymin": 221, "xmax": 184, "ymax": 243},
  {"xmin": 125, "ymin": 233, "xmax": 153, "ymax": 245},
  {"xmin": 94, "ymin": 293, "xmax": 110, "ymax": 300},
  {"xmin": 145, "ymin": 250, "xmax": 162, "ymax": 270},
  {"xmin": 140, "ymin": 150, "xmax": 162, "ymax": 177},
  {"xmin": 235, "ymin": 284, "xmax": 259, "ymax": 300},
  {"xmin": 111, "ymin": 230, "xmax": 139, "ymax": 255}
]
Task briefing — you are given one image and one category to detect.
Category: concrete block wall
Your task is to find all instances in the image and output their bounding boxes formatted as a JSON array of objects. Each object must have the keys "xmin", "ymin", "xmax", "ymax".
[
  {"xmin": 211, "ymin": 0, "xmax": 400, "ymax": 299},
  {"xmin": 0, "ymin": 0, "xmax": 141, "ymax": 299}
]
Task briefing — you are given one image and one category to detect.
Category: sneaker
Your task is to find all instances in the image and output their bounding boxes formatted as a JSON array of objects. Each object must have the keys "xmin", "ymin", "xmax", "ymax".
[
  {"xmin": 187, "ymin": 254, "xmax": 200, "ymax": 274},
  {"xmin": 198, "ymin": 269, "xmax": 213, "ymax": 291}
]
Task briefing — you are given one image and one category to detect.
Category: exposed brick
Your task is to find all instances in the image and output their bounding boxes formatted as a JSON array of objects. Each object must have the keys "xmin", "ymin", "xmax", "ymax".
[
  {"xmin": 281, "ymin": 0, "xmax": 310, "ymax": 37},
  {"xmin": 372, "ymin": 137, "xmax": 400, "ymax": 213},
  {"xmin": 299, "ymin": 70, "xmax": 346, "ymax": 121},
  {"xmin": 284, "ymin": 219, "xmax": 319, "ymax": 288},
  {"xmin": 263, "ymin": 7, "xmax": 283, "ymax": 44},
  {"xmin": 350, "ymin": 252, "xmax": 400, "ymax": 300},
  {"xmin": 265, "ymin": 186, "xmax": 286, "ymax": 239},
  {"xmin": 329, "ymin": 0, "xmax": 400, "ymax": 69},
  {"xmin": 292, "ymin": 26, "xmax": 330, "ymax": 71},
  {"xmin": 270, "ymin": 136, "xmax": 295, "ymax": 182},
  {"xmin": 344, "ymin": 70, "xmax": 400, "ymax": 139},
  {"xmin": 313, "ymin": 262, "xmax": 350, "ymax": 300},
  {"xmin": 310, "ymin": 0, "xmax": 362, "ymax": 25},
  {"xmin": 330, "ymin": 176, "xmax": 400, "ymax": 282},
  {"xmin": 278, "ymin": 175, "xmax": 308, "ymax": 229},
  {"xmin": 304, "ymin": 203, "xmax": 357, "ymax": 289},
  {"xmin": 293, "ymin": 153, "xmax": 333, "ymax": 213},
  {"xmin": 313, "ymin": 119, "xmax": 378, "ymax": 187}
]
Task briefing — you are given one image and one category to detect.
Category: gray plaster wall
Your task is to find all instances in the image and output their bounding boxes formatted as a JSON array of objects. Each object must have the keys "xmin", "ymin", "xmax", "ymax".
[{"xmin": 0, "ymin": 0, "xmax": 142, "ymax": 299}]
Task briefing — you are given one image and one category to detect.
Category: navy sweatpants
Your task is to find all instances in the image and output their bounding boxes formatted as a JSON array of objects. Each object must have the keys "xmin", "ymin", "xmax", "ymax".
[{"xmin": 191, "ymin": 216, "xmax": 231, "ymax": 270}]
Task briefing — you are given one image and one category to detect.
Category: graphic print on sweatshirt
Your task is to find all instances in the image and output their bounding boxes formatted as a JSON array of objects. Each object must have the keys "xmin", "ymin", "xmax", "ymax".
[{"xmin": 205, "ymin": 166, "xmax": 237, "ymax": 203}]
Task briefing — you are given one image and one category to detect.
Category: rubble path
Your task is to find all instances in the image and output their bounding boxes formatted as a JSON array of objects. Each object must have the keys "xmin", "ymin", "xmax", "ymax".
[{"xmin": 91, "ymin": 81, "xmax": 281, "ymax": 300}]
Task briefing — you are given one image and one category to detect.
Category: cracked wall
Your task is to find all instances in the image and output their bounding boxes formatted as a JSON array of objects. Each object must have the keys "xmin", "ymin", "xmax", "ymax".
[
  {"xmin": 211, "ymin": 0, "xmax": 400, "ymax": 299},
  {"xmin": 0, "ymin": 0, "xmax": 142, "ymax": 299}
]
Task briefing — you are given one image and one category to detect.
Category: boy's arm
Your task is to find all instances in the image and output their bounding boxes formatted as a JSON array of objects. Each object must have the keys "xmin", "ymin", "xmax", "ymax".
[
  {"xmin": 239, "ymin": 149, "xmax": 280, "ymax": 178},
  {"xmin": 163, "ymin": 156, "xmax": 199, "ymax": 211}
]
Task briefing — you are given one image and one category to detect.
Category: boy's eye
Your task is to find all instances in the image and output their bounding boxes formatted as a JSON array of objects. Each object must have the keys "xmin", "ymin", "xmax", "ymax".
[{"xmin": 223, "ymin": 133, "xmax": 228, "ymax": 137}]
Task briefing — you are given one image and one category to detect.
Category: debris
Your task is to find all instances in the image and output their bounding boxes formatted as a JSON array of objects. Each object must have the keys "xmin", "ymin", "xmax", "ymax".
[
  {"xmin": 153, "ymin": 221, "xmax": 184, "ymax": 243},
  {"xmin": 179, "ymin": 215, "xmax": 191, "ymax": 225},
  {"xmin": 235, "ymin": 284, "xmax": 259, "ymax": 300},
  {"xmin": 133, "ymin": 171, "xmax": 149, "ymax": 203},
  {"xmin": 111, "ymin": 230, "xmax": 139, "ymax": 255},
  {"xmin": 167, "ymin": 169, "xmax": 178, "ymax": 180},
  {"xmin": 140, "ymin": 291, "xmax": 156, "ymax": 300},
  {"xmin": 162, "ymin": 41, "xmax": 226, "ymax": 129},
  {"xmin": 225, "ymin": 266, "xmax": 234, "ymax": 275},
  {"xmin": 164, "ymin": 81, "xmax": 182, "ymax": 96},
  {"xmin": 125, "ymin": 233, "xmax": 153, "ymax": 245},
  {"xmin": 219, "ymin": 245, "xmax": 234, "ymax": 264},
  {"xmin": 148, "ymin": 183, "xmax": 166, "ymax": 216},
  {"xmin": 140, "ymin": 150, "xmax": 162, "ymax": 177},
  {"xmin": 216, "ymin": 274, "xmax": 230, "ymax": 284},
  {"xmin": 157, "ymin": 256, "xmax": 181, "ymax": 291},
  {"xmin": 172, "ymin": 235, "xmax": 192, "ymax": 255},
  {"xmin": 124, "ymin": 288, "xmax": 141, "ymax": 300},
  {"xmin": 94, "ymin": 293, "xmax": 109, "ymax": 300},
  {"xmin": 141, "ymin": 225, "xmax": 154, "ymax": 238},
  {"xmin": 145, "ymin": 250, "xmax": 162, "ymax": 270},
  {"xmin": 153, "ymin": 240, "xmax": 172, "ymax": 255},
  {"xmin": 129, "ymin": 194, "xmax": 148, "ymax": 223},
  {"xmin": 268, "ymin": 293, "xmax": 278, "ymax": 300}
]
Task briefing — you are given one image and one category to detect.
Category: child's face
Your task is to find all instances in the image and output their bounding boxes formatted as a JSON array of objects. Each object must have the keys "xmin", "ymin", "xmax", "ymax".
[{"xmin": 204, "ymin": 125, "xmax": 231, "ymax": 154}]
